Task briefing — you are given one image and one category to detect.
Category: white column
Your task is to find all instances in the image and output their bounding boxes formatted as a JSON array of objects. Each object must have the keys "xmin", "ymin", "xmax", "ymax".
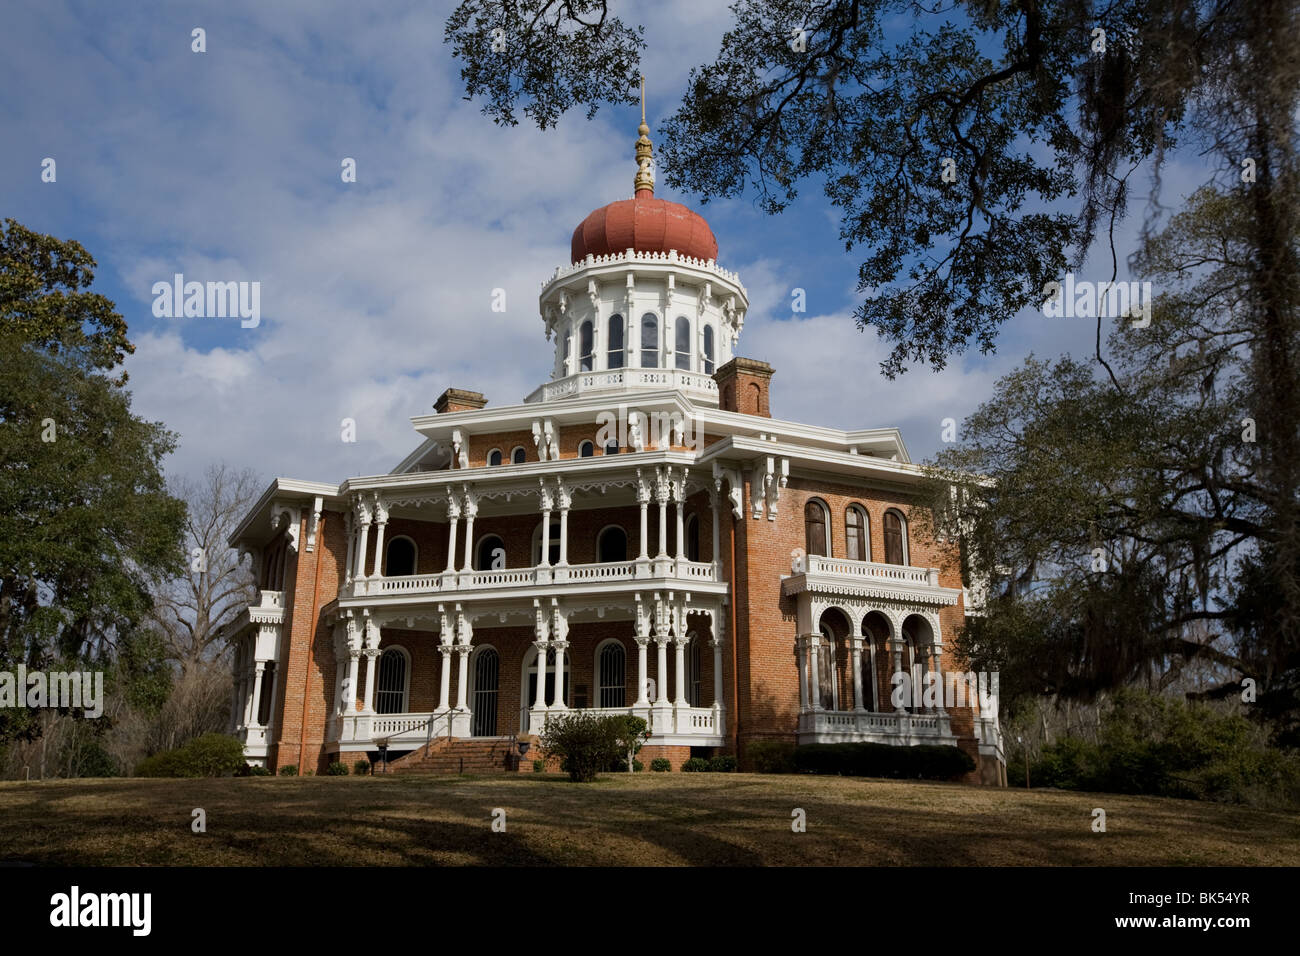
[
  {"xmin": 851, "ymin": 637, "xmax": 866, "ymax": 712},
  {"xmin": 635, "ymin": 638, "xmax": 650, "ymax": 705},
  {"xmin": 241, "ymin": 665, "xmax": 255, "ymax": 727},
  {"xmin": 796, "ymin": 638, "xmax": 809, "ymax": 712},
  {"xmin": 711, "ymin": 638, "xmax": 724, "ymax": 709},
  {"xmin": 445, "ymin": 512, "xmax": 459, "ymax": 573},
  {"xmin": 638, "ymin": 494, "xmax": 650, "ymax": 559},
  {"xmin": 673, "ymin": 638, "xmax": 687, "ymax": 706},
  {"xmin": 461, "ymin": 493, "xmax": 477, "ymax": 572},
  {"xmin": 455, "ymin": 645, "xmax": 471, "ymax": 712},
  {"xmin": 551, "ymin": 641, "xmax": 568, "ymax": 708},
  {"xmin": 656, "ymin": 470, "xmax": 669, "ymax": 558},
  {"xmin": 558, "ymin": 507, "xmax": 569, "ymax": 566},
  {"xmin": 655, "ymin": 638, "xmax": 670, "ymax": 703},
  {"xmin": 437, "ymin": 645, "xmax": 452, "ymax": 712},
  {"xmin": 371, "ymin": 519, "xmax": 387, "ymax": 578},
  {"xmin": 809, "ymin": 637, "xmax": 821, "ymax": 711},
  {"xmin": 533, "ymin": 641, "xmax": 549, "ymax": 712},
  {"xmin": 363, "ymin": 648, "xmax": 379, "ymax": 713},
  {"xmin": 540, "ymin": 508, "xmax": 552, "ymax": 567},
  {"xmin": 674, "ymin": 489, "xmax": 685, "ymax": 561},
  {"xmin": 933, "ymin": 643, "xmax": 948, "ymax": 716},
  {"xmin": 343, "ymin": 515, "xmax": 355, "ymax": 587},
  {"xmin": 892, "ymin": 640, "xmax": 905, "ymax": 713},
  {"xmin": 346, "ymin": 652, "xmax": 360, "ymax": 714},
  {"xmin": 710, "ymin": 490, "xmax": 721, "ymax": 566},
  {"xmin": 355, "ymin": 514, "xmax": 371, "ymax": 581}
]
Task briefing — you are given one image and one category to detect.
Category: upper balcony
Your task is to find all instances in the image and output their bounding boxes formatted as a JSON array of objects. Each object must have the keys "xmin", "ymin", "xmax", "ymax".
[
  {"xmin": 781, "ymin": 554, "xmax": 962, "ymax": 608},
  {"xmin": 524, "ymin": 367, "xmax": 720, "ymax": 405}
]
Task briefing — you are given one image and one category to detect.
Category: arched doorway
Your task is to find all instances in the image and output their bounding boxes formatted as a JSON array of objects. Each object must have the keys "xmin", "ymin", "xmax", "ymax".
[
  {"xmin": 471, "ymin": 647, "xmax": 500, "ymax": 736},
  {"xmin": 861, "ymin": 611, "xmax": 892, "ymax": 712}
]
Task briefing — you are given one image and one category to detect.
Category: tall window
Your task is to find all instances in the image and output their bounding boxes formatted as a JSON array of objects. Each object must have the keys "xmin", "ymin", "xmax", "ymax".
[
  {"xmin": 472, "ymin": 648, "xmax": 499, "ymax": 736},
  {"xmin": 598, "ymin": 642, "xmax": 626, "ymax": 708},
  {"xmin": 817, "ymin": 624, "xmax": 837, "ymax": 710},
  {"xmin": 579, "ymin": 440, "xmax": 594, "ymax": 457},
  {"xmin": 511, "ymin": 446, "xmax": 527, "ymax": 464},
  {"xmin": 675, "ymin": 316, "xmax": 691, "ymax": 370},
  {"xmin": 607, "ymin": 314, "xmax": 625, "ymax": 369},
  {"xmin": 685, "ymin": 514, "xmax": 700, "ymax": 562},
  {"xmin": 385, "ymin": 537, "xmax": 416, "ymax": 576},
  {"xmin": 475, "ymin": 534, "xmax": 505, "ymax": 571},
  {"xmin": 884, "ymin": 510, "xmax": 907, "ymax": 565},
  {"xmin": 579, "ymin": 320, "xmax": 594, "ymax": 372},
  {"xmin": 488, "ymin": 449, "xmax": 503, "ymax": 466},
  {"xmin": 805, "ymin": 499, "xmax": 829, "ymax": 557},
  {"xmin": 597, "ymin": 526, "xmax": 628, "ymax": 563},
  {"xmin": 375, "ymin": 648, "xmax": 408, "ymax": 714},
  {"xmin": 846, "ymin": 506, "xmax": 868, "ymax": 561},
  {"xmin": 640, "ymin": 313, "xmax": 659, "ymax": 368},
  {"xmin": 702, "ymin": 325, "xmax": 715, "ymax": 374}
]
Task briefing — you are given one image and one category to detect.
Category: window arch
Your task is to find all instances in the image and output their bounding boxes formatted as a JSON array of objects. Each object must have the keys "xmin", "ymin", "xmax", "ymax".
[
  {"xmin": 579, "ymin": 320, "xmax": 594, "ymax": 372},
  {"xmin": 532, "ymin": 519, "xmax": 562, "ymax": 566},
  {"xmin": 685, "ymin": 514, "xmax": 700, "ymax": 562},
  {"xmin": 487, "ymin": 448, "xmax": 503, "ymax": 467},
  {"xmin": 596, "ymin": 640, "xmax": 626, "ymax": 708},
  {"xmin": 607, "ymin": 314, "xmax": 625, "ymax": 369},
  {"xmin": 702, "ymin": 325, "xmax": 715, "ymax": 374},
  {"xmin": 579, "ymin": 440, "xmax": 595, "ymax": 458},
  {"xmin": 475, "ymin": 534, "xmax": 505, "ymax": 571},
  {"xmin": 375, "ymin": 647, "xmax": 409, "ymax": 714},
  {"xmin": 385, "ymin": 536, "xmax": 417, "ymax": 576},
  {"xmin": 511, "ymin": 446, "xmax": 527, "ymax": 464},
  {"xmin": 805, "ymin": 499, "xmax": 830, "ymax": 557},
  {"xmin": 640, "ymin": 313, "xmax": 660, "ymax": 368},
  {"xmin": 883, "ymin": 510, "xmax": 908, "ymax": 565},
  {"xmin": 845, "ymin": 505, "xmax": 869, "ymax": 562},
  {"xmin": 596, "ymin": 525, "xmax": 628, "ymax": 563},
  {"xmin": 675, "ymin": 316, "xmax": 691, "ymax": 370}
]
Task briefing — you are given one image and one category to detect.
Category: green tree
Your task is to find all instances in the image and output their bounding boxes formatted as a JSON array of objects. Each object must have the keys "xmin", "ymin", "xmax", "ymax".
[{"xmin": 0, "ymin": 219, "xmax": 186, "ymax": 747}]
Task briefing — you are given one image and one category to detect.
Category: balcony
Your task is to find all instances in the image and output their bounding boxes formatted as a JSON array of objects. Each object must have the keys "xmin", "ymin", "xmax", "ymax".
[
  {"xmin": 525, "ymin": 367, "xmax": 721, "ymax": 404},
  {"xmin": 798, "ymin": 709, "xmax": 957, "ymax": 746},
  {"xmin": 782, "ymin": 555, "xmax": 961, "ymax": 608},
  {"xmin": 348, "ymin": 558, "xmax": 723, "ymax": 601}
]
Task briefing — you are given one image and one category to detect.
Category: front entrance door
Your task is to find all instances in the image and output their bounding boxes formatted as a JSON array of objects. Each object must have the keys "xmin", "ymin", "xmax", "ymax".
[{"xmin": 472, "ymin": 648, "xmax": 499, "ymax": 737}]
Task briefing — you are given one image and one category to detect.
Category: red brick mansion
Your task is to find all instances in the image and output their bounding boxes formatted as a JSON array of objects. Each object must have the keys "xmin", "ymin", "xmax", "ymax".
[{"xmin": 222, "ymin": 115, "xmax": 1006, "ymax": 784}]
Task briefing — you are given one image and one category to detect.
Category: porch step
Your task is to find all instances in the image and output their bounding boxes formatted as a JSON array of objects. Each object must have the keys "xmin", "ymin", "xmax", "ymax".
[{"xmin": 383, "ymin": 736, "xmax": 535, "ymax": 775}]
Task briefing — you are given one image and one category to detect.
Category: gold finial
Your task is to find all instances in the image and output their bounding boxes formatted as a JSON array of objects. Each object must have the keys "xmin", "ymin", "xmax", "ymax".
[{"xmin": 634, "ymin": 74, "xmax": 655, "ymax": 197}]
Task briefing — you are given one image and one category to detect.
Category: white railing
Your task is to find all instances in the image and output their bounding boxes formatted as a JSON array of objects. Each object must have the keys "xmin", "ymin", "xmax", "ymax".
[
  {"xmin": 541, "ymin": 248, "xmax": 746, "ymax": 293},
  {"xmin": 804, "ymin": 555, "xmax": 939, "ymax": 587},
  {"xmin": 528, "ymin": 367, "xmax": 721, "ymax": 404},
  {"xmin": 354, "ymin": 559, "xmax": 720, "ymax": 597},
  {"xmin": 800, "ymin": 709, "xmax": 954, "ymax": 742}
]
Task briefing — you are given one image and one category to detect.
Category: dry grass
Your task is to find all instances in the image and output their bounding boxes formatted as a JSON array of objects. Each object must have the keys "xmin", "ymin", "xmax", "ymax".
[{"xmin": 0, "ymin": 773, "xmax": 1296, "ymax": 866}]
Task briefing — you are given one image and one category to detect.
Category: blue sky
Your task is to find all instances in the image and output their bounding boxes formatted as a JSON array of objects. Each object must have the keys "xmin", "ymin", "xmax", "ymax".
[{"xmin": 1, "ymin": 0, "xmax": 1199, "ymax": 485}]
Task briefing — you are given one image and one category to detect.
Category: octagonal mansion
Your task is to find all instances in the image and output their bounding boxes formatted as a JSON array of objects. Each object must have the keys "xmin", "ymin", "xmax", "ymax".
[{"xmin": 222, "ymin": 115, "xmax": 1006, "ymax": 784}]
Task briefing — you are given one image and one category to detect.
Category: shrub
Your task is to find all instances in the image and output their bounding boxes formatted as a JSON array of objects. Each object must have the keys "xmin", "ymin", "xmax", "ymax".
[
  {"xmin": 611, "ymin": 715, "xmax": 649, "ymax": 773},
  {"xmin": 279, "ymin": 765, "xmax": 298, "ymax": 776},
  {"xmin": 745, "ymin": 740, "xmax": 797, "ymax": 774},
  {"xmin": 651, "ymin": 758, "xmax": 672, "ymax": 772},
  {"xmin": 353, "ymin": 760, "xmax": 371, "ymax": 776},
  {"xmin": 533, "ymin": 758, "xmax": 546, "ymax": 773},
  {"xmin": 540, "ymin": 711, "xmax": 623, "ymax": 782},
  {"xmin": 326, "ymin": 761, "xmax": 349, "ymax": 776},
  {"xmin": 134, "ymin": 734, "xmax": 246, "ymax": 778},
  {"xmin": 792, "ymin": 742, "xmax": 975, "ymax": 780},
  {"xmin": 611, "ymin": 757, "xmax": 644, "ymax": 772},
  {"xmin": 238, "ymin": 764, "xmax": 272, "ymax": 777},
  {"xmin": 681, "ymin": 757, "xmax": 710, "ymax": 772},
  {"xmin": 708, "ymin": 754, "xmax": 738, "ymax": 772}
]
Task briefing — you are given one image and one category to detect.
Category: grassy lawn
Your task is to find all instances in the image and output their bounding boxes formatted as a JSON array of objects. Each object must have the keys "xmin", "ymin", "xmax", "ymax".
[{"xmin": 1, "ymin": 773, "xmax": 1296, "ymax": 866}]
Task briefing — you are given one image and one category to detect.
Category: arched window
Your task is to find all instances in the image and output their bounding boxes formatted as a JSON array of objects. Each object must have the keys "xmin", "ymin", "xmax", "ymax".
[
  {"xmin": 471, "ymin": 647, "xmax": 499, "ymax": 736},
  {"xmin": 640, "ymin": 313, "xmax": 659, "ymax": 368},
  {"xmin": 597, "ymin": 526, "xmax": 628, "ymax": 563},
  {"xmin": 675, "ymin": 316, "xmax": 691, "ymax": 370},
  {"xmin": 511, "ymin": 446, "xmax": 527, "ymax": 464},
  {"xmin": 579, "ymin": 440, "xmax": 594, "ymax": 457},
  {"xmin": 817, "ymin": 622, "xmax": 838, "ymax": 710},
  {"xmin": 845, "ymin": 506, "xmax": 869, "ymax": 562},
  {"xmin": 385, "ymin": 537, "xmax": 417, "ymax": 576},
  {"xmin": 488, "ymin": 448, "xmax": 503, "ymax": 467},
  {"xmin": 805, "ymin": 499, "xmax": 830, "ymax": 557},
  {"xmin": 702, "ymin": 325, "xmax": 715, "ymax": 374},
  {"xmin": 685, "ymin": 514, "xmax": 700, "ymax": 562},
  {"xmin": 533, "ymin": 520, "xmax": 562, "ymax": 566},
  {"xmin": 607, "ymin": 314, "xmax": 625, "ymax": 369},
  {"xmin": 884, "ymin": 510, "xmax": 907, "ymax": 565},
  {"xmin": 375, "ymin": 647, "xmax": 409, "ymax": 714},
  {"xmin": 579, "ymin": 320, "xmax": 594, "ymax": 372},
  {"xmin": 597, "ymin": 641, "xmax": 626, "ymax": 708},
  {"xmin": 475, "ymin": 534, "xmax": 505, "ymax": 571}
]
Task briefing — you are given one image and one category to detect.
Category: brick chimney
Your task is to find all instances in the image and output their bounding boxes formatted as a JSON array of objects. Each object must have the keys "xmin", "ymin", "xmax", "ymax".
[
  {"xmin": 433, "ymin": 388, "xmax": 487, "ymax": 414},
  {"xmin": 713, "ymin": 357, "xmax": 774, "ymax": 417}
]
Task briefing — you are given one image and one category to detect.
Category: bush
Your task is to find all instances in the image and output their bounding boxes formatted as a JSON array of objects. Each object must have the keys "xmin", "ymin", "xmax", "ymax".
[
  {"xmin": 533, "ymin": 758, "xmax": 546, "ymax": 773},
  {"xmin": 237, "ymin": 764, "xmax": 272, "ymax": 777},
  {"xmin": 353, "ymin": 760, "xmax": 371, "ymax": 776},
  {"xmin": 745, "ymin": 740, "xmax": 797, "ymax": 774},
  {"xmin": 708, "ymin": 754, "xmax": 738, "ymax": 773},
  {"xmin": 326, "ymin": 761, "xmax": 349, "ymax": 776},
  {"xmin": 540, "ymin": 711, "xmax": 624, "ymax": 782},
  {"xmin": 134, "ymin": 734, "xmax": 246, "ymax": 778},
  {"xmin": 611, "ymin": 757, "xmax": 644, "ymax": 772},
  {"xmin": 651, "ymin": 758, "xmax": 672, "ymax": 772},
  {"xmin": 792, "ymin": 742, "xmax": 975, "ymax": 780},
  {"xmin": 681, "ymin": 757, "xmax": 710, "ymax": 772},
  {"xmin": 279, "ymin": 765, "xmax": 298, "ymax": 776}
]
